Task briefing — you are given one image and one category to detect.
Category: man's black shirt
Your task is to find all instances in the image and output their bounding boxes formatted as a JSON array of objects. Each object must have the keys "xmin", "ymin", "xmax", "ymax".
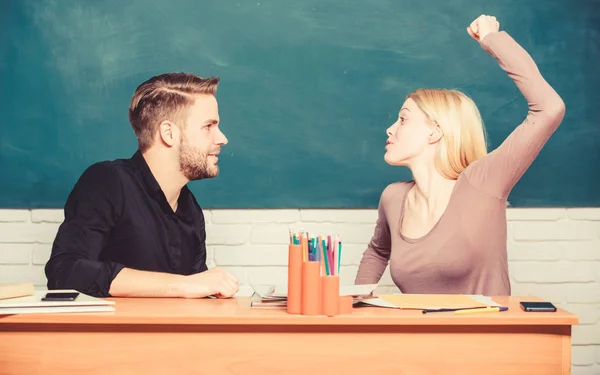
[{"xmin": 45, "ymin": 150, "xmax": 208, "ymax": 297}]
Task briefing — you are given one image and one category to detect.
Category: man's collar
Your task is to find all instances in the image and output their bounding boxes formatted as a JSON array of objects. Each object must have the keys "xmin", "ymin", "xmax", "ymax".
[
  {"xmin": 131, "ymin": 150, "xmax": 197, "ymax": 219},
  {"xmin": 132, "ymin": 150, "xmax": 162, "ymax": 200}
]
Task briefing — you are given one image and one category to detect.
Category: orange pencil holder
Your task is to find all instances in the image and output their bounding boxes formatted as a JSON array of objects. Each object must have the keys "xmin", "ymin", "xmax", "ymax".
[
  {"xmin": 321, "ymin": 275, "xmax": 340, "ymax": 317},
  {"xmin": 338, "ymin": 295, "xmax": 354, "ymax": 315},
  {"xmin": 286, "ymin": 244, "xmax": 303, "ymax": 314},
  {"xmin": 287, "ymin": 244, "xmax": 352, "ymax": 316},
  {"xmin": 301, "ymin": 261, "xmax": 321, "ymax": 315}
]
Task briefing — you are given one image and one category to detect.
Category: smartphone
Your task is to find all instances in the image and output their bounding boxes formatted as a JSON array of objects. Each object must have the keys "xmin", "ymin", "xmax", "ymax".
[
  {"xmin": 520, "ymin": 301, "xmax": 557, "ymax": 312},
  {"xmin": 41, "ymin": 292, "xmax": 80, "ymax": 301}
]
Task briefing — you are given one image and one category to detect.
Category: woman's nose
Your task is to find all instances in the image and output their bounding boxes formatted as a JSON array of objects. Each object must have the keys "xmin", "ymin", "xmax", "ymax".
[{"xmin": 386, "ymin": 122, "xmax": 397, "ymax": 136}]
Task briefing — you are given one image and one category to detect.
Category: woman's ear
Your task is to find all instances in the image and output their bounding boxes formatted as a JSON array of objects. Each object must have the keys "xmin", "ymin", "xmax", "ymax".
[{"xmin": 428, "ymin": 123, "xmax": 444, "ymax": 144}]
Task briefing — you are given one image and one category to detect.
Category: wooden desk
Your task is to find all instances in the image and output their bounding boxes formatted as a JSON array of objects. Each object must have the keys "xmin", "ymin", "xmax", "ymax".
[{"xmin": 0, "ymin": 295, "xmax": 578, "ymax": 375}]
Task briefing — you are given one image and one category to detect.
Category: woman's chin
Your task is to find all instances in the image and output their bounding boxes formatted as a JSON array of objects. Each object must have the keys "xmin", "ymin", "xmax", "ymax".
[{"xmin": 384, "ymin": 153, "xmax": 406, "ymax": 167}]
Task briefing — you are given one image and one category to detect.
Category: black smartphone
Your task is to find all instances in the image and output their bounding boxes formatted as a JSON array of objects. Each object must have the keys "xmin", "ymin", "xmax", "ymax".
[
  {"xmin": 41, "ymin": 292, "xmax": 80, "ymax": 301},
  {"xmin": 520, "ymin": 301, "xmax": 557, "ymax": 312}
]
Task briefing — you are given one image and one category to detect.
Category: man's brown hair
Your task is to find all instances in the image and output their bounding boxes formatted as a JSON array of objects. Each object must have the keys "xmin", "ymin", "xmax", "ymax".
[{"xmin": 128, "ymin": 73, "xmax": 220, "ymax": 152}]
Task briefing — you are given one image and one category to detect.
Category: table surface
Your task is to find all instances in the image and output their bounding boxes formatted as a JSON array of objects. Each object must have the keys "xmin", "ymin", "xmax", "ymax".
[{"xmin": 0, "ymin": 295, "xmax": 579, "ymax": 327}]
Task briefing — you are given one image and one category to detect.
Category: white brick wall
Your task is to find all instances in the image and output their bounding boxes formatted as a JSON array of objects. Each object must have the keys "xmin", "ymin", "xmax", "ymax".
[{"xmin": 0, "ymin": 208, "xmax": 599, "ymax": 374}]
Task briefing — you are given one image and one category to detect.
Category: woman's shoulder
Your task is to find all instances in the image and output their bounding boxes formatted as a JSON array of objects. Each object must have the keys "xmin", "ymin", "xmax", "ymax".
[{"xmin": 380, "ymin": 180, "xmax": 415, "ymax": 205}]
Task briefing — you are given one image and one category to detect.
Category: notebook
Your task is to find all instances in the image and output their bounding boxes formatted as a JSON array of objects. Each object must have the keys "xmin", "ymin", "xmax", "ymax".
[
  {"xmin": 0, "ymin": 282, "xmax": 35, "ymax": 300},
  {"xmin": 0, "ymin": 289, "xmax": 115, "ymax": 315}
]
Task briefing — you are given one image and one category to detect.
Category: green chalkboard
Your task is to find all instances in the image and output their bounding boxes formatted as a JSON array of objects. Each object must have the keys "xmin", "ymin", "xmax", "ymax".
[{"xmin": 1, "ymin": 0, "xmax": 599, "ymax": 208}]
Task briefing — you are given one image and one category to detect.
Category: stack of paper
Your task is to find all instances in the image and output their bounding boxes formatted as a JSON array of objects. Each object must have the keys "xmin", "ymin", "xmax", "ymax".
[
  {"xmin": 355, "ymin": 294, "xmax": 501, "ymax": 310},
  {"xmin": 250, "ymin": 284, "xmax": 378, "ymax": 309},
  {"xmin": 0, "ymin": 289, "xmax": 115, "ymax": 315},
  {"xmin": 250, "ymin": 293, "xmax": 287, "ymax": 309}
]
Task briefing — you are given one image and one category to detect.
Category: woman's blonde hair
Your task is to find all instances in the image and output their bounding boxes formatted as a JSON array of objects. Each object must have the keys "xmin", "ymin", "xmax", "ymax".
[{"xmin": 407, "ymin": 89, "xmax": 488, "ymax": 179}]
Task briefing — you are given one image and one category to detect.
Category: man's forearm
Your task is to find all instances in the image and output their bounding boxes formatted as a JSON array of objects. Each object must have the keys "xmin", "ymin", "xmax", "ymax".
[{"xmin": 109, "ymin": 268, "xmax": 189, "ymax": 298}]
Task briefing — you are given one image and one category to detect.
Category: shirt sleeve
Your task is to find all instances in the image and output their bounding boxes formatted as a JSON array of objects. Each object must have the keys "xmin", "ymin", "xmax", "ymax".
[
  {"xmin": 463, "ymin": 31, "xmax": 566, "ymax": 199},
  {"xmin": 186, "ymin": 195, "xmax": 208, "ymax": 274},
  {"xmin": 354, "ymin": 186, "xmax": 393, "ymax": 285},
  {"xmin": 192, "ymin": 217, "xmax": 208, "ymax": 273},
  {"xmin": 45, "ymin": 162, "xmax": 125, "ymax": 297}
]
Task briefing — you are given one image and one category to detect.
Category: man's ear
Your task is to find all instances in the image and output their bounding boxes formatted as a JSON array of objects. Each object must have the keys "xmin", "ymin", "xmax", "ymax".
[
  {"xmin": 158, "ymin": 121, "xmax": 178, "ymax": 147},
  {"xmin": 428, "ymin": 123, "xmax": 444, "ymax": 144}
]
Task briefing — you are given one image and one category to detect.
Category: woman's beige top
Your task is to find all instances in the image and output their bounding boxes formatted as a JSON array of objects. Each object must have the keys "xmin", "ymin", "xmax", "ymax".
[{"xmin": 355, "ymin": 31, "xmax": 566, "ymax": 295}]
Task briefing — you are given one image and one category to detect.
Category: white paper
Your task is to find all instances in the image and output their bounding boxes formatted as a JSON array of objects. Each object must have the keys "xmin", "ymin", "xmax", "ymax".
[
  {"xmin": 0, "ymin": 305, "xmax": 115, "ymax": 315},
  {"xmin": 0, "ymin": 289, "xmax": 115, "ymax": 309},
  {"xmin": 251, "ymin": 283, "xmax": 378, "ymax": 298}
]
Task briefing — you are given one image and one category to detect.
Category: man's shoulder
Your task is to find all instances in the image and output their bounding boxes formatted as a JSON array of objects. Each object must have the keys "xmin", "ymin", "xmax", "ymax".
[
  {"xmin": 73, "ymin": 156, "xmax": 136, "ymax": 195},
  {"xmin": 80, "ymin": 156, "xmax": 135, "ymax": 180},
  {"xmin": 62, "ymin": 157, "xmax": 136, "ymax": 213}
]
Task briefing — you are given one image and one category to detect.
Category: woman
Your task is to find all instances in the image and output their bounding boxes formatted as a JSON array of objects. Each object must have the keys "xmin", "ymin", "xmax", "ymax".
[{"xmin": 354, "ymin": 15, "xmax": 565, "ymax": 295}]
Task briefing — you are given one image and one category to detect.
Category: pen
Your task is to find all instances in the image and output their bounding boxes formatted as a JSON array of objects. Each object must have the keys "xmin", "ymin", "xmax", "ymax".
[
  {"xmin": 422, "ymin": 306, "xmax": 508, "ymax": 314},
  {"xmin": 453, "ymin": 306, "xmax": 508, "ymax": 315},
  {"xmin": 422, "ymin": 307, "xmax": 472, "ymax": 314}
]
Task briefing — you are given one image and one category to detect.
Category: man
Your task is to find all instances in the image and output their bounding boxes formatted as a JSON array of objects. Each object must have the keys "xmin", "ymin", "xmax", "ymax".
[{"xmin": 45, "ymin": 73, "xmax": 239, "ymax": 298}]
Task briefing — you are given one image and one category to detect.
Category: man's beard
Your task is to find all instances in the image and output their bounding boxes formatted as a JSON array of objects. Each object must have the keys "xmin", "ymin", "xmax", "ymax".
[{"xmin": 179, "ymin": 137, "xmax": 219, "ymax": 181}]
